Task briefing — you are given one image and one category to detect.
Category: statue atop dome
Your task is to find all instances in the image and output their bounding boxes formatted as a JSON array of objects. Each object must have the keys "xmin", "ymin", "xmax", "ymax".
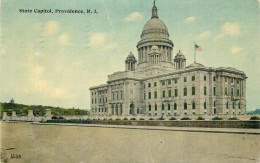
[{"xmin": 152, "ymin": 0, "xmax": 158, "ymax": 19}]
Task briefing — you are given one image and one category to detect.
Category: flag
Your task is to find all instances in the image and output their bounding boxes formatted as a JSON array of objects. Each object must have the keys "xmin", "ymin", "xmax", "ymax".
[{"xmin": 195, "ymin": 44, "xmax": 202, "ymax": 50}]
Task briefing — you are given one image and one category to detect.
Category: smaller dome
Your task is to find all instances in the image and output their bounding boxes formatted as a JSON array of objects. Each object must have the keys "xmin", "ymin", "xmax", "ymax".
[
  {"xmin": 150, "ymin": 45, "xmax": 160, "ymax": 54},
  {"xmin": 125, "ymin": 52, "xmax": 137, "ymax": 62},
  {"xmin": 174, "ymin": 50, "xmax": 186, "ymax": 60},
  {"xmin": 186, "ymin": 63, "xmax": 205, "ymax": 68}
]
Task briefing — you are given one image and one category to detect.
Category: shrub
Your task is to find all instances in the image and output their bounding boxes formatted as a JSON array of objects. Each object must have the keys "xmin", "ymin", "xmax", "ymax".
[
  {"xmin": 108, "ymin": 118, "xmax": 113, "ymax": 120},
  {"xmin": 197, "ymin": 116, "xmax": 205, "ymax": 120},
  {"xmin": 130, "ymin": 118, "xmax": 136, "ymax": 120},
  {"xmin": 115, "ymin": 118, "xmax": 121, "ymax": 121},
  {"xmin": 92, "ymin": 118, "xmax": 96, "ymax": 120},
  {"xmin": 181, "ymin": 117, "xmax": 190, "ymax": 120},
  {"xmin": 149, "ymin": 118, "xmax": 154, "ymax": 120},
  {"xmin": 169, "ymin": 117, "xmax": 176, "ymax": 120},
  {"xmin": 228, "ymin": 117, "xmax": 238, "ymax": 120},
  {"xmin": 97, "ymin": 118, "xmax": 101, "ymax": 120},
  {"xmin": 87, "ymin": 118, "xmax": 91, "ymax": 120},
  {"xmin": 212, "ymin": 117, "xmax": 222, "ymax": 120},
  {"xmin": 139, "ymin": 118, "xmax": 145, "ymax": 120},
  {"xmin": 158, "ymin": 117, "xmax": 165, "ymax": 120},
  {"xmin": 123, "ymin": 118, "xmax": 128, "ymax": 120},
  {"xmin": 250, "ymin": 116, "xmax": 260, "ymax": 120}
]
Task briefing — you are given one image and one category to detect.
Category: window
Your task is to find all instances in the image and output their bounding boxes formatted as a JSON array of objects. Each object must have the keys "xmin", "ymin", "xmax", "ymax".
[
  {"xmin": 213, "ymin": 76, "xmax": 216, "ymax": 81},
  {"xmin": 92, "ymin": 98, "xmax": 93, "ymax": 104},
  {"xmin": 238, "ymin": 103, "xmax": 240, "ymax": 109},
  {"xmin": 148, "ymin": 92, "xmax": 151, "ymax": 99},
  {"xmin": 225, "ymin": 87, "xmax": 227, "ymax": 96},
  {"xmin": 162, "ymin": 80, "xmax": 165, "ymax": 86},
  {"xmin": 99, "ymin": 108, "xmax": 100, "ymax": 112},
  {"xmin": 184, "ymin": 88, "xmax": 187, "ymax": 96},
  {"xmin": 168, "ymin": 104, "xmax": 171, "ymax": 110},
  {"xmin": 214, "ymin": 101, "xmax": 216, "ymax": 107},
  {"xmin": 162, "ymin": 104, "xmax": 164, "ymax": 111},
  {"xmin": 204, "ymin": 102, "xmax": 207, "ymax": 109},
  {"xmin": 174, "ymin": 78, "xmax": 178, "ymax": 84},
  {"xmin": 192, "ymin": 76, "xmax": 195, "ymax": 81},
  {"xmin": 102, "ymin": 108, "xmax": 103, "ymax": 112},
  {"xmin": 168, "ymin": 90, "xmax": 171, "ymax": 97},
  {"xmin": 175, "ymin": 89, "xmax": 178, "ymax": 97},
  {"xmin": 204, "ymin": 86, "xmax": 207, "ymax": 95},
  {"xmin": 148, "ymin": 83, "xmax": 151, "ymax": 88},
  {"xmin": 95, "ymin": 108, "xmax": 97, "ymax": 113},
  {"xmin": 155, "ymin": 104, "xmax": 157, "ymax": 111},
  {"xmin": 232, "ymin": 102, "xmax": 235, "ymax": 109},
  {"xmin": 226, "ymin": 102, "xmax": 228, "ymax": 109},
  {"xmin": 144, "ymin": 84, "xmax": 145, "ymax": 89},
  {"xmin": 184, "ymin": 77, "xmax": 187, "ymax": 82},
  {"xmin": 204, "ymin": 112, "xmax": 207, "ymax": 115},
  {"xmin": 184, "ymin": 112, "xmax": 187, "ymax": 115},
  {"xmin": 204, "ymin": 76, "xmax": 206, "ymax": 81},
  {"xmin": 214, "ymin": 87, "xmax": 216, "ymax": 96},
  {"xmin": 168, "ymin": 79, "xmax": 171, "ymax": 85},
  {"xmin": 92, "ymin": 92, "xmax": 93, "ymax": 95},
  {"xmin": 174, "ymin": 113, "xmax": 177, "ymax": 116},
  {"xmin": 117, "ymin": 93, "xmax": 118, "ymax": 100},
  {"xmin": 192, "ymin": 102, "xmax": 196, "ymax": 109},
  {"xmin": 184, "ymin": 102, "xmax": 187, "ymax": 110},
  {"xmin": 231, "ymin": 78, "xmax": 234, "ymax": 83},
  {"xmin": 95, "ymin": 98, "xmax": 97, "ymax": 104},
  {"xmin": 237, "ymin": 89, "xmax": 239, "ymax": 96},
  {"xmin": 192, "ymin": 112, "xmax": 195, "ymax": 115},
  {"xmin": 149, "ymin": 105, "xmax": 151, "ymax": 111},
  {"xmin": 162, "ymin": 90, "xmax": 165, "ymax": 98},
  {"xmin": 237, "ymin": 79, "xmax": 239, "ymax": 84},
  {"xmin": 154, "ymin": 82, "xmax": 157, "ymax": 87},
  {"xmin": 154, "ymin": 91, "xmax": 157, "ymax": 99},
  {"xmin": 192, "ymin": 87, "xmax": 195, "ymax": 95},
  {"xmin": 174, "ymin": 103, "xmax": 177, "ymax": 110},
  {"xmin": 155, "ymin": 113, "xmax": 157, "ymax": 116},
  {"xmin": 225, "ymin": 77, "xmax": 227, "ymax": 82},
  {"xmin": 95, "ymin": 92, "xmax": 96, "ymax": 95},
  {"xmin": 144, "ymin": 93, "xmax": 146, "ymax": 100}
]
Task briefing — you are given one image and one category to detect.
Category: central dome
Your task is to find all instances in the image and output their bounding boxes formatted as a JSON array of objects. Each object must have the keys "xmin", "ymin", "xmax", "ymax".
[{"xmin": 140, "ymin": 3, "xmax": 169, "ymax": 40}]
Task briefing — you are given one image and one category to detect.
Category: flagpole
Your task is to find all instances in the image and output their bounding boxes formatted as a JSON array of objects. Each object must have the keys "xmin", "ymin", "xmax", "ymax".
[{"xmin": 194, "ymin": 42, "xmax": 196, "ymax": 64}]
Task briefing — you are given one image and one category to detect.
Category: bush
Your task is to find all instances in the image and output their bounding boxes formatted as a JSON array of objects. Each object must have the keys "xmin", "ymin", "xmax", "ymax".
[
  {"xmin": 181, "ymin": 117, "xmax": 190, "ymax": 120},
  {"xmin": 212, "ymin": 117, "xmax": 222, "ymax": 120},
  {"xmin": 108, "ymin": 118, "xmax": 113, "ymax": 120},
  {"xmin": 149, "ymin": 118, "xmax": 154, "ymax": 120},
  {"xmin": 169, "ymin": 117, "xmax": 176, "ymax": 120},
  {"xmin": 197, "ymin": 116, "xmax": 205, "ymax": 120},
  {"xmin": 139, "ymin": 118, "xmax": 145, "ymax": 120},
  {"xmin": 130, "ymin": 118, "xmax": 136, "ymax": 120},
  {"xmin": 115, "ymin": 118, "xmax": 121, "ymax": 121},
  {"xmin": 97, "ymin": 118, "xmax": 101, "ymax": 120},
  {"xmin": 123, "ymin": 118, "xmax": 128, "ymax": 120},
  {"xmin": 92, "ymin": 118, "xmax": 96, "ymax": 120},
  {"xmin": 87, "ymin": 118, "xmax": 91, "ymax": 120},
  {"xmin": 158, "ymin": 117, "xmax": 165, "ymax": 120},
  {"xmin": 250, "ymin": 116, "xmax": 260, "ymax": 120},
  {"xmin": 228, "ymin": 117, "xmax": 238, "ymax": 120}
]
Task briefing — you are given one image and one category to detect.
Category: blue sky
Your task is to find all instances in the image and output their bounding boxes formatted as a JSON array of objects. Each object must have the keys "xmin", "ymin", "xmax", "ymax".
[{"xmin": 1, "ymin": 0, "xmax": 259, "ymax": 111}]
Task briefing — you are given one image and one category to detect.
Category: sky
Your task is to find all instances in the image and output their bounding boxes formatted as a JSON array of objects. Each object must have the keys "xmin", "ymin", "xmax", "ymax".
[{"xmin": 1, "ymin": 0, "xmax": 259, "ymax": 111}]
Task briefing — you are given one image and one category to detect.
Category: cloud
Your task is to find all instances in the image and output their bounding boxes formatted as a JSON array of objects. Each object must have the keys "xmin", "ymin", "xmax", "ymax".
[
  {"xmin": 230, "ymin": 46, "xmax": 243, "ymax": 53},
  {"xmin": 183, "ymin": 16, "xmax": 196, "ymax": 23},
  {"xmin": 89, "ymin": 32, "xmax": 116, "ymax": 50},
  {"xmin": 214, "ymin": 22, "xmax": 240, "ymax": 40},
  {"xmin": 89, "ymin": 32, "xmax": 108, "ymax": 47},
  {"xmin": 58, "ymin": 33, "xmax": 69, "ymax": 44},
  {"xmin": 124, "ymin": 12, "xmax": 143, "ymax": 22},
  {"xmin": 196, "ymin": 31, "xmax": 211, "ymax": 40},
  {"xmin": 221, "ymin": 22, "xmax": 240, "ymax": 36},
  {"xmin": 44, "ymin": 21, "xmax": 59, "ymax": 36}
]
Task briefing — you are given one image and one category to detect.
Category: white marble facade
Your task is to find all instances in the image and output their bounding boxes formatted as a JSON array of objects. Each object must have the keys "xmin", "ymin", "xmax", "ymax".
[{"xmin": 89, "ymin": 2, "xmax": 247, "ymax": 118}]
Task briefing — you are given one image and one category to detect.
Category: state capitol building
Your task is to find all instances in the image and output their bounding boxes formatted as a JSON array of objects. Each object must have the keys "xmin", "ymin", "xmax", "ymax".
[{"xmin": 90, "ymin": 2, "xmax": 247, "ymax": 118}]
